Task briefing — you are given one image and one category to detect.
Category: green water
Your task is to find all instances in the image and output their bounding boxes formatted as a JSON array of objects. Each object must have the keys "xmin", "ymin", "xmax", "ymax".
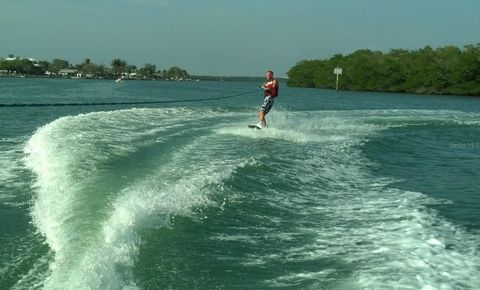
[{"xmin": 1, "ymin": 78, "xmax": 479, "ymax": 289}]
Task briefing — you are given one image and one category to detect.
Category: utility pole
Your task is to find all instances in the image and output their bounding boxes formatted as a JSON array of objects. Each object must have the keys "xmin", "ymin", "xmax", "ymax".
[{"xmin": 334, "ymin": 67, "xmax": 342, "ymax": 91}]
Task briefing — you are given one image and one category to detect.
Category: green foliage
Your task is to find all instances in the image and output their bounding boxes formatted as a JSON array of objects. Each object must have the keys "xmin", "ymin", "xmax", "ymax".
[
  {"xmin": 165, "ymin": 66, "xmax": 190, "ymax": 79},
  {"xmin": 48, "ymin": 58, "xmax": 70, "ymax": 72},
  {"xmin": 287, "ymin": 44, "xmax": 480, "ymax": 96},
  {"xmin": 138, "ymin": 63, "xmax": 156, "ymax": 78},
  {"xmin": 1, "ymin": 54, "xmax": 191, "ymax": 80},
  {"xmin": 0, "ymin": 58, "xmax": 42, "ymax": 75},
  {"xmin": 80, "ymin": 58, "xmax": 98, "ymax": 76},
  {"xmin": 126, "ymin": 65, "xmax": 137, "ymax": 73},
  {"xmin": 111, "ymin": 58, "xmax": 127, "ymax": 76}
]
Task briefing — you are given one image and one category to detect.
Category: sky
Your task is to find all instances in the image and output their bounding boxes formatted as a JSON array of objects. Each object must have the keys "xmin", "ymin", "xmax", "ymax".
[{"xmin": 1, "ymin": 0, "xmax": 480, "ymax": 77}]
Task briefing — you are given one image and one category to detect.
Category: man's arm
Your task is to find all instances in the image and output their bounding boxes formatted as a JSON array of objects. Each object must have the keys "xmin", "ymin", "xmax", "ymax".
[
  {"xmin": 272, "ymin": 79, "xmax": 278, "ymax": 88},
  {"xmin": 261, "ymin": 80, "xmax": 276, "ymax": 90}
]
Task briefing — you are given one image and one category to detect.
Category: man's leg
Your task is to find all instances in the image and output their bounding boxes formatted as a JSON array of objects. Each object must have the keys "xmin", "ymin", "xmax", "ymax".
[{"xmin": 258, "ymin": 110, "xmax": 266, "ymax": 127}]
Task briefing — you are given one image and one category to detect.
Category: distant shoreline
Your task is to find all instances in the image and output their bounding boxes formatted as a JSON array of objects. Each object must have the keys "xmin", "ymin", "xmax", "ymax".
[
  {"xmin": 287, "ymin": 44, "xmax": 480, "ymax": 97},
  {"xmin": 1, "ymin": 73, "xmax": 477, "ymax": 99},
  {"xmin": 0, "ymin": 74, "xmax": 274, "ymax": 82}
]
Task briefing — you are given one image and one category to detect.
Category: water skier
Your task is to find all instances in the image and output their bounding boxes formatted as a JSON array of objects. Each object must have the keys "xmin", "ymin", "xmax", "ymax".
[{"xmin": 256, "ymin": 70, "xmax": 279, "ymax": 129}]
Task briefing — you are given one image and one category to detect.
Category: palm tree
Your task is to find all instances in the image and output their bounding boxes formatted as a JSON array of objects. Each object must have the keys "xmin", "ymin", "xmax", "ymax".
[{"xmin": 111, "ymin": 58, "xmax": 127, "ymax": 76}]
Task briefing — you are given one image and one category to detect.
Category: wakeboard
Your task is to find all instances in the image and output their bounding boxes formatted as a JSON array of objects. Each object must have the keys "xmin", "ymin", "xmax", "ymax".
[{"xmin": 248, "ymin": 124, "xmax": 262, "ymax": 130}]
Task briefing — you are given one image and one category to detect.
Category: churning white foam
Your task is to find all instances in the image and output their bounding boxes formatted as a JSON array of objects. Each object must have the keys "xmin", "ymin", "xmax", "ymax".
[
  {"xmin": 22, "ymin": 107, "xmax": 480, "ymax": 289},
  {"xmin": 23, "ymin": 107, "xmax": 257, "ymax": 289},
  {"xmin": 215, "ymin": 110, "xmax": 382, "ymax": 144},
  {"xmin": 224, "ymin": 109, "xmax": 480, "ymax": 289}
]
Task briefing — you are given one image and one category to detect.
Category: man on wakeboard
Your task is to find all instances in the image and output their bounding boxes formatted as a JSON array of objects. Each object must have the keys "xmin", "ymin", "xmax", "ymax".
[{"xmin": 256, "ymin": 70, "xmax": 279, "ymax": 129}]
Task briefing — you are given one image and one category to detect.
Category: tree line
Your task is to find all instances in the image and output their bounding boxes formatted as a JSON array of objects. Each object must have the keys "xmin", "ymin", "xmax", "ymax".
[
  {"xmin": 0, "ymin": 55, "xmax": 190, "ymax": 80},
  {"xmin": 287, "ymin": 44, "xmax": 480, "ymax": 96}
]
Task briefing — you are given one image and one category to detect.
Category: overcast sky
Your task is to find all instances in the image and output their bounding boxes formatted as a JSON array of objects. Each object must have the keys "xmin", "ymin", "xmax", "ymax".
[{"xmin": 1, "ymin": 0, "xmax": 479, "ymax": 77}]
